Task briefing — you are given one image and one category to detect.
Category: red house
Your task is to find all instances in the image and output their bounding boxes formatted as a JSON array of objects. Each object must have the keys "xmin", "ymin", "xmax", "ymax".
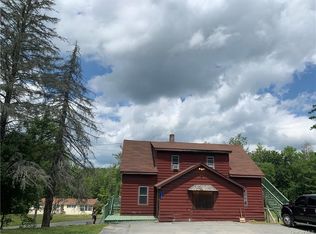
[{"xmin": 120, "ymin": 134, "xmax": 264, "ymax": 222}]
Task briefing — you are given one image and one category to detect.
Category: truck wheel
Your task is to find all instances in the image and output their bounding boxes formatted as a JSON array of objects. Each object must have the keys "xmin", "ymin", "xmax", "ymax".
[{"xmin": 282, "ymin": 214, "xmax": 293, "ymax": 227}]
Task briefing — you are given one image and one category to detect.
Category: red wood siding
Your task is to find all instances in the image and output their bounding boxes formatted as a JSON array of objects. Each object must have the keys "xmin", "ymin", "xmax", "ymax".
[
  {"xmin": 155, "ymin": 151, "xmax": 230, "ymax": 183},
  {"xmin": 232, "ymin": 177, "xmax": 264, "ymax": 221},
  {"xmin": 120, "ymin": 175, "xmax": 157, "ymax": 215},
  {"xmin": 158, "ymin": 167, "xmax": 244, "ymax": 221}
]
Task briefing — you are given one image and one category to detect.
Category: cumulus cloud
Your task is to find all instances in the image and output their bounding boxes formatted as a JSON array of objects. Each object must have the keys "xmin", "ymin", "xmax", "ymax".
[
  {"xmin": 53, "ymin": 0, "xmax": 316, "ymax": 166},
  {"xmin": 90, "ymin": 92, "xmax": 316, "ymax": 166},
  {"xmin": 56, "ymin": 0, "xmax": 315, "ymax": 104}
]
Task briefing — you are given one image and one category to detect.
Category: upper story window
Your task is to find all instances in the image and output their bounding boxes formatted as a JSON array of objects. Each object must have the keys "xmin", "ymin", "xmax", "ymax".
[
  {"xmin": 206, "ymin": 156, "xmax": 215, "ymax": 169},
  {"xmin": 138, "ymin": 186, "xmax": 148, "ymax": 205},
  {"xmin": 171, "ymin": 155, "xmax": 179, "ymax": 170}
]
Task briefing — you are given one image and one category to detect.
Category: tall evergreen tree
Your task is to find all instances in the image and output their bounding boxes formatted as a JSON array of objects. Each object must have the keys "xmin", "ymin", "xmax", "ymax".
[
  {"xmin": 0, "ymin": 0, "xmax": 61, "ymax": 217},
  {"xmin": 0, "ymin": 0, "xmax": 60, "ymax": 141},
  {"xmin": 41, "ymin": 44, "xmax": 98, "ymax": 227}
]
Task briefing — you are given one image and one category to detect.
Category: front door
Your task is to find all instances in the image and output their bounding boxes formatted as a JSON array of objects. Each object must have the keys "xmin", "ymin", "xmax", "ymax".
[
  {"xmin": 293, "ymin": 196, "xmax": 308, "ymax": 223},
  {"xmin": 305, "ymin": 196, "xmax": 316, "ymax": 224}
]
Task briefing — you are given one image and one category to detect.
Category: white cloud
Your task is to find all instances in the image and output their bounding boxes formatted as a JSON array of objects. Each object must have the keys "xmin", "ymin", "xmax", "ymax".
[
  {"xmin": 189, "ymin": 27, "xmax": 231, "ymax": 49},
  {"xmin": 53, "ymin": 0, "xmax": 316, "ymax": 166},
  {"xmin": 91, "ymin": 92, "xmax": 316, "ymax": 166}
]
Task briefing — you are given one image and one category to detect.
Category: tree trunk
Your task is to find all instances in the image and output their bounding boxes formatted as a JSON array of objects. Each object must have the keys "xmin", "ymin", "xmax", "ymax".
[
  {"xmin": 42, "ymin": 116, "xmax": 66, "ymax": 227},
  {"xmin": 41, "ymin": 189, "xmax": 54, "ymax": 227},
  {"xmin": 0, "ymin": 214, "xmax": 6, "ymax": 230},
  {"xmin": 33, "ymin": 207, "xmax": 38, "ymax": 224}
]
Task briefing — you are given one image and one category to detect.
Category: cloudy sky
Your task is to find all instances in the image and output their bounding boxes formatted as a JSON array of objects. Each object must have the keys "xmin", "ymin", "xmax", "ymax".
[{"xmin": 54, "ymin": 0, "xmax": 316, "ymax": 167}]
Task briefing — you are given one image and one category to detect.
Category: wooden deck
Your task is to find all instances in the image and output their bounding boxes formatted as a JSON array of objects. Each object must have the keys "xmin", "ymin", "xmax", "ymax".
[{"xmin": 105, "ymin": 214, "xmax": 156, "ymax": 222}]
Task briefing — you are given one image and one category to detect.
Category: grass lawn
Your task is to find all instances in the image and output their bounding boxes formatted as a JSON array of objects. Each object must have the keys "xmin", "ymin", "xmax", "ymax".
[
  {"xmin": 1, "ymin": 224, "xmax": 105, "ymax": 234},
  {"xmin": 7, "ymin": 214, "xmax": 95, "ymax": 226}
]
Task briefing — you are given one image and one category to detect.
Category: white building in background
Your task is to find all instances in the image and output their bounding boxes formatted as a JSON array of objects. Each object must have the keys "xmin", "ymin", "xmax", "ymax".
[{"xmin": 29, "ymin": 198, "xmax": 97, "ymax": 215}]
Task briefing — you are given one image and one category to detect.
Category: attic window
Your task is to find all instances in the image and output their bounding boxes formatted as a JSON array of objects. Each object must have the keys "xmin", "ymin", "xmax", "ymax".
[
  {"xmin": 206, "ymin": 156, "xmax": 215, "ymax": 169},
  {"xmin": 171, "ymin": 155, "xmax": 179, "ymax": 170}
]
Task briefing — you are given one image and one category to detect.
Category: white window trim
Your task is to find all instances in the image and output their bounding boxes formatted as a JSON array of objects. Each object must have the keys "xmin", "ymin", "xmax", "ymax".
[
  {"xmin": 171, "ymin": 155, "xmax": 180, "ymax": 170},
  {"xmin": 138, "ymin": 186, "xmax": 149, "ymax": 205},
  {"xmin": 206, "ymin": 156, "xmax": 215, "ymax": 169}
]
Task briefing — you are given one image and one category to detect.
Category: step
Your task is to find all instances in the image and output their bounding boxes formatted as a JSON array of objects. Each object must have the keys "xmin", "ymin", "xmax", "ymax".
[{"xmin": 105, "ymin": 215, "xmax": 156, "ymax": 222}]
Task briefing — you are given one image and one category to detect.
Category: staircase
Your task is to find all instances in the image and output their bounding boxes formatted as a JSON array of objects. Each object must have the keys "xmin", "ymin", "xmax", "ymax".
[
  {"xmin": 111, "ymin": 196, "xmax": 121, "ymax": 215},
  {"xmin": 262, "ymin": 178, "xmax": 288, "ymax": 222},
  {"xmin": 99, "ymin": 196, "xmax": 121, "ymax": 223}
]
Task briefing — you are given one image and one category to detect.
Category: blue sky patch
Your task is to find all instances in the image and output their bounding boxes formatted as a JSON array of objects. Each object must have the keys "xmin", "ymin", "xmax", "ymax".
[
  {"xmin": 81, "ymin": 57, "xmax": 112, "ymax": 81},
  {"xmin": 282, "ymin": 63, "xmax": 316, "ymax": 100},
  {"xmin": 258, "ymin": 62, "xmax": 316, "ymax": 100}
]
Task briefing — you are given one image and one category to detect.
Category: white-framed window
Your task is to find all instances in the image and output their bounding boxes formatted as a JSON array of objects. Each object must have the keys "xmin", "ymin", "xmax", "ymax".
[
  {"xmin": 171, "ymin": 155, "xmax": 180, "ymax": 170},
  {"xmin": 80, "ymin": 205, "xmax": 92, "ymax": 211},
  {"xmin": 138, "ymin": 186, "xmax": 148, "ymax": 205},
  {"xmin": 67, "ymin": 205, "xmax": 76, "ymax": 208},
  {"xmin": 206, "ymin": 156, "xmax": 215, "ymax": 169}
]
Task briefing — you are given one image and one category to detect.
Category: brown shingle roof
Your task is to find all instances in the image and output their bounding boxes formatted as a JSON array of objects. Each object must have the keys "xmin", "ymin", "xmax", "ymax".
[
  {"xmin": 120, "ymin": 140, "xmax": 157, "ymax": 174},
  {"xmin": 121, "ymin": 140, "xmax": 264, "ymax": 177}
]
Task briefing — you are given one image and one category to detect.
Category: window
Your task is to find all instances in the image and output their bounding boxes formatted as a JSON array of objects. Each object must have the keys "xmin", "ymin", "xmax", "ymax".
[
  {"xmin": 295, "ymin": 196, "xmax": 306, "ymax": 206},
  {"xmin": 171, "ymin": 155, "xmax": 179, "ymax": 170},
  {"xmin": 191, "ymin": 191, "xmax": 216, "ymax": 209},
  {"xmin": 67, "ymin": 205, "xmax": 76, "ymax": 208},
  {"xmin": 138, "ymin": 186, "xmax": 148, "ymax": 205},
  {"xmin": 80, "ymin": 205, "xmax": 92, "ymax": 211},
  {"xmin": 308, "ymin": 196, "xmax": 316, "ymax": 206},
  {"xmin": 206, "ymin": 156, "xmax": 215, "ymax": 169}
]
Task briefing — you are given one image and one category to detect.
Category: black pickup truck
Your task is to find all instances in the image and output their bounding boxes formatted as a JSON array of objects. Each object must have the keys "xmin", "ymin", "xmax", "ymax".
[{"xmin": 281, "ymin": 194, "xmax": 316, "ymax": 228}]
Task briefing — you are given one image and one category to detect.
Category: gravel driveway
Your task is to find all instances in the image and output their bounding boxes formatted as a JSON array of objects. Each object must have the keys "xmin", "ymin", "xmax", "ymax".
[{"xmin": 101, "ymin": 221, "xmax": 315, "ymax": 234}]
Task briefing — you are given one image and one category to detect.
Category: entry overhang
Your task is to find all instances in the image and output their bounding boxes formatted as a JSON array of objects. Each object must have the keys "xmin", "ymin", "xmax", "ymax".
[{"xmin": 188, "ymin": 184, "xmax": 218, "ymax": 192}]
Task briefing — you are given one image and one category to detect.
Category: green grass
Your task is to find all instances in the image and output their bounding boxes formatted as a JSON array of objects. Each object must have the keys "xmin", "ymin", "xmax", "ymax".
[
  {"xmin": 7, "ymin": 214, "xmax": 95, "ymax": 226},
  {"xmin": 1, "ymin": 224, "xmax": 105, "ymax": 234}
]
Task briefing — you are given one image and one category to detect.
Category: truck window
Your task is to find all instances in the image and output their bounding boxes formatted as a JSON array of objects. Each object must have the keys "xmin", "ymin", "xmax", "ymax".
[
  {"xmin": 295, "ymin": 196, "xmax": 306, "ymax": 206},
  {"xmin": 308, "ymin": 197, "xmax": 316, "ymax": 206}
]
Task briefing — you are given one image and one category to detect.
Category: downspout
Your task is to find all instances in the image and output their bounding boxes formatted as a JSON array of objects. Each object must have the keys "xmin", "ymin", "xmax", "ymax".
[{"xmin": 156, "ymin": 188, "xmax": 160, "ymax": 220}]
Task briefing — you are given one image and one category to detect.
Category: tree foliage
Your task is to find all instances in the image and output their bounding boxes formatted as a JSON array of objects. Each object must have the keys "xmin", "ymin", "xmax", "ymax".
[
  {"xmin": 1, "ymin": 0, "xmax": 61, "ymax": 227},
  {"xmin": 0, "ymin": 118, "xmax": 53, "ymax": 228},
  {"xmin": 0, "ymin": 0, "xmax": 98, "ymax": 229},
  {"xmin": 251, "ymin": 144, "xmax": 316, "ymax": 200},
  {"xmin": 228, "ymin": 133, "xmax": 248, "ymax": 151},
  {"xmin": 0, "ymin": 0, "xmax": 60, "ymax": 141}
]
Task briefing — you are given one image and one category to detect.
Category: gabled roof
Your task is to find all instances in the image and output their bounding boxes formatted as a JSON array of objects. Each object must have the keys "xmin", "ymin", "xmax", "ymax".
[
  {"xmin": 155, "ymin": 163, "xmax": 245, "ymax": 190},
  {"xmin": 120, "ymin": 140, "xmax": 157, "ymax": 174},
  {"xmin": 120, "ymin": 139, "xmax": 264, "ymax": 177}
]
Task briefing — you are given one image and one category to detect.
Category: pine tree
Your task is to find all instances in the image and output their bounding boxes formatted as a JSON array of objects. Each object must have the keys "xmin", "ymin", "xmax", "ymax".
[
  {"xmin": 41, "ymin": 44, "xmax": 98, "ymax": 227},
  {"xmin": 0, "ymin": 0, "xmax": 60, "ymax": 142},
  {"xmin": 0, "ymin": 0, "xmax": 61, "ymax": 213}
]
